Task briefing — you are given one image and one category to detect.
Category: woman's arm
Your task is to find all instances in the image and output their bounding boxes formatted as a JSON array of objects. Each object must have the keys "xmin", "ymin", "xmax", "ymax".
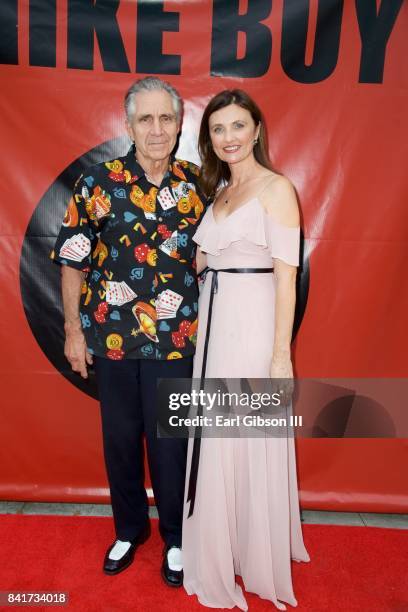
[
  {"xmin": 270, "ymin": 260, "xmax": 297, "ymax": 378},
  {"xmin": 259, "ymin": 175, "xmax": 300, "ymax": 379}
]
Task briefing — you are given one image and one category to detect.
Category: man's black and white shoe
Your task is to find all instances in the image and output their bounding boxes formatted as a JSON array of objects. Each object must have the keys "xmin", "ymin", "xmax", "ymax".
[
  {"xmin": 161, "ymin": 545, "xmax": 183, "ymax": 587},
  {"xmin": 103, "ymin": 522, "xmax": 151, "ymax": 575}
]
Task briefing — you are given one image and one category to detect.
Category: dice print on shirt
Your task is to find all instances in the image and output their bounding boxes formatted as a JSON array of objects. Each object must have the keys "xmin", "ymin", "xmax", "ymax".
[{"xmin": 52, "ymin": 147, "xmax": 206, "ymax": 360}]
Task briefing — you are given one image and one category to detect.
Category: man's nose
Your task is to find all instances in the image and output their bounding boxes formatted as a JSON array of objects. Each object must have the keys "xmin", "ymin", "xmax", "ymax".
[{"xmin": 150, "ymin": 117, "xmax": 163, "ymax": 135}]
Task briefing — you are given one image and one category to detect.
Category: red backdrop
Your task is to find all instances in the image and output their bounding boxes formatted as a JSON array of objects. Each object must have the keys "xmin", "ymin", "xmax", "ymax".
[{"xmin": 0, "ymin": 0, "xmax": 407, "ymax": 511}]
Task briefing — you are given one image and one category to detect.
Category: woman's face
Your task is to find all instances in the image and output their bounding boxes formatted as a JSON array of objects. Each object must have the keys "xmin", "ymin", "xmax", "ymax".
[{"xmin": 208, "ymin": 103, "xmax": 260, "ymax": 165}]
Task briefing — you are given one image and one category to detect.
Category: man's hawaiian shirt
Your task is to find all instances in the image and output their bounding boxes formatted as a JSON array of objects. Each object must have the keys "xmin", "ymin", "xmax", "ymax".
[{"xmin": 52, "ymin": 145, "xmax": 206, "ymax": 361}]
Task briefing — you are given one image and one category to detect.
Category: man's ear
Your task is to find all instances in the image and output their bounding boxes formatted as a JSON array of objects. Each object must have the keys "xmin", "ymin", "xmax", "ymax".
[{"xmin": 125, "ymin": 120, "xmax": 133, "ymax": 141}]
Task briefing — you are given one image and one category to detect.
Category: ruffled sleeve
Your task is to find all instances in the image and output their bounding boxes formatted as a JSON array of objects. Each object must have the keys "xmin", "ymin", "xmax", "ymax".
[
  {"xmin": 265, "ymin": 214, "xmax": 300, "ymax": 267},
  {"xmin": 192, "ymin": 206, "xmax": 212, "ymax": 248},
  {"xmin": 193, "ymin": 201, "xmax": 269, "ymax": 256},
  {"xmin": 192, "ymin": 200, "xmax": 300, "ymax": 265}
]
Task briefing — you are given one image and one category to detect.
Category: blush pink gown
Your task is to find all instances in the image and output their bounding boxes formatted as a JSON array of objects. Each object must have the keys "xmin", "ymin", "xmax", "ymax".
[{"xmin": 182, "ymin": 198, "xmax": 310, "ymax": 610}]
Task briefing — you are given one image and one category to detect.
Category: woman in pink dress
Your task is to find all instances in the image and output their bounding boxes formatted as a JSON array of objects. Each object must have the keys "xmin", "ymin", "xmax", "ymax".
[{"xmin": 182, "ymin": 89, "xmax": 310, "ymax": 610}]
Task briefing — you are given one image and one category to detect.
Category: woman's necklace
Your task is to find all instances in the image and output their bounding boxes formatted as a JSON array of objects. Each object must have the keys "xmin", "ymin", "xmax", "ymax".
[
  {"xmin": 223, "ymin": 184, "xmax": 232, "ymax": 205},
  {"xmin": 223, "ymin": 175, "xmax": 265, "ymax": 205}
]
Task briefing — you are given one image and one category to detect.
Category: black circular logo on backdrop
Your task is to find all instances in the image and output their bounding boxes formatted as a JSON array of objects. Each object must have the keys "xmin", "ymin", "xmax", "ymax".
[{"xmin": 20, "ymin": 136, "xmax": 310, "ymax": 399}]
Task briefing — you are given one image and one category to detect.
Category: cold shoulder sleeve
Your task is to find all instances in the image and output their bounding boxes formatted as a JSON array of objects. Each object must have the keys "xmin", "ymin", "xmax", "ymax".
[{"xmin": 265, "ymin": 214, "xmax": 300, "ymax": 267}]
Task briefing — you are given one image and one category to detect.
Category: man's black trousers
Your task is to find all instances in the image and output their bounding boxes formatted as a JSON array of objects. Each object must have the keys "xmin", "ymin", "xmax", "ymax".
[{"xmin": 94, "ymin": 356, "xmax": 192, "ymax": 547}]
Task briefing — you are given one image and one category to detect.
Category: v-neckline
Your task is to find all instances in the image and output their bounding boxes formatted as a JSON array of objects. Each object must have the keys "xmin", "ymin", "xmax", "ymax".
[{"xmin": 211, "ymin": 198, "xmax": 258, "ymax": 226}]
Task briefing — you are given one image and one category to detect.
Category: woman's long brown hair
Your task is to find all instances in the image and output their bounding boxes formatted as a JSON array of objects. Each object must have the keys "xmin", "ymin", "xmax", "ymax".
[{"xmin": 198, "ymin": 89, "xmax": 273, "ymax": 199}]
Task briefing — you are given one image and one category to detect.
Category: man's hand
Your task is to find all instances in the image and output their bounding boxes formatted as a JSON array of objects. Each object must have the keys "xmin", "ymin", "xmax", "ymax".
[{"xmin": 64, "ymin": 322, "xmax": 93, "ymax": 379}]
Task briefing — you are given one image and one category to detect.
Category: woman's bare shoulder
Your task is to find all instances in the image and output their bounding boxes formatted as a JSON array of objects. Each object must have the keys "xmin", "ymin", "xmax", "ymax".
[{"xmin": 258, "ymin": 174, "xmax": 299, "ymax": 227}]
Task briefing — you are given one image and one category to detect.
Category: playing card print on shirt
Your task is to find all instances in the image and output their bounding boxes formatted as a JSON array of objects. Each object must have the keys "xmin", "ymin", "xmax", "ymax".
[
  {"xmin": 156, "ymin": 290, "xmax": 183, "ymax": 320},
  {"xmin": 106, "ymin": 281, "xmax": 137, "ymax": 306},
  {"xmin": 59, "ymin": 234, "xmax": 91, "ymax": 262},
  {"xmin": 51, "ymin": 145, "xmax": 206, "ymax": 360},
  {"xmin": 159, "ymin": 231, "xmax": 178, "ymax": 258},
  {"xmin": 157, "ymin": 186, "xmax": 177, "ymax": 210}
]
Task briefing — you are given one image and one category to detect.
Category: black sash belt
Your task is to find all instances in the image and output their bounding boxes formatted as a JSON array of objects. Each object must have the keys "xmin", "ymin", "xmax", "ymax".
[{"xmin": 186, "ymin": 267, "xmax": 274, "ymax": 518}]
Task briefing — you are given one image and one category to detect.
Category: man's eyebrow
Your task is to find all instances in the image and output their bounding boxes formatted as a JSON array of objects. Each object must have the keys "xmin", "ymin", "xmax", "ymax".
[{"xmin": 136, "ymin": 113, "xmax": 175, "ymax": 120}]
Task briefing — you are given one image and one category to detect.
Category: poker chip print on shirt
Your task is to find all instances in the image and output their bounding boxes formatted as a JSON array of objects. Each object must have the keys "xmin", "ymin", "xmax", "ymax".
[{"xmin": 51, "ymin": 145, "xmax": 206, "ymax": 361}]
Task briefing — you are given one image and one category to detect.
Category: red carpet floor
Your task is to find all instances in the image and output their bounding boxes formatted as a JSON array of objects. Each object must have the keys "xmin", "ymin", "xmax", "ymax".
[{"xmin": 0, "ymin": 515, "xmax": 407, "ymax": 611}]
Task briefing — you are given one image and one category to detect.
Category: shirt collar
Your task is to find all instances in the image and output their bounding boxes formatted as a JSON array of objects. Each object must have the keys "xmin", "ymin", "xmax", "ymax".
[{"xmin": 123, "ymin": 144, "xmax": 183, "ymax": 184}]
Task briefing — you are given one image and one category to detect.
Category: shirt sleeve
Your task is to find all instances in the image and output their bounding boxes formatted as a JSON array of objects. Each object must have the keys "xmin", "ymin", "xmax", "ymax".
[{"xmin": 51, "ymin": 175, "xmax": 98, "ymax": 271}]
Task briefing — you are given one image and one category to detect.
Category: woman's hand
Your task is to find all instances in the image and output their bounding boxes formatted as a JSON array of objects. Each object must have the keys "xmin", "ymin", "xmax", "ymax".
[
  {"xmin": 270, "ymin": 354, "xmax": 294, "ymax": 406},
  {"xmin": 270, "ymin": 354, "xmax": 293, "ymax": 379}
]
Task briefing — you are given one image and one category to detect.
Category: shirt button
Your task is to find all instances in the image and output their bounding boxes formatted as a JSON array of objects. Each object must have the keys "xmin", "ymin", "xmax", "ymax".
[{"xmin": 158, "ymin": 217, "xmax": 163, "ymax": 222}]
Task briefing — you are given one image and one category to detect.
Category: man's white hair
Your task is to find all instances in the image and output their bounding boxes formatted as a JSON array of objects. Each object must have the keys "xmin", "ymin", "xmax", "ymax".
[{"xmin": 124, "ymin": 76, "xmax": 183, "ymax": 122}]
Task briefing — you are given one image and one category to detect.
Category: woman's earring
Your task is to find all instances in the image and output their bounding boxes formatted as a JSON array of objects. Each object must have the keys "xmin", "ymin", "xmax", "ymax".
[{"xmin": 253, "ymin": 138, "xmax": 258, "ymax": 145}]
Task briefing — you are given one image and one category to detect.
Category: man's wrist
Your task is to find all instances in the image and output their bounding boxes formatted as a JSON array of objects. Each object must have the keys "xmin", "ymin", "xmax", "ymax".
[{"xmin": 64, "ymin": 319, "xmax": 83, "ymax": 334}]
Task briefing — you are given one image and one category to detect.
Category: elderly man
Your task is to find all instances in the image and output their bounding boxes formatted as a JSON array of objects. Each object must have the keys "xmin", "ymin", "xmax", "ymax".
[{"xmin": 52, "ymin": 77, "xmax": 206, "ymax": 585}]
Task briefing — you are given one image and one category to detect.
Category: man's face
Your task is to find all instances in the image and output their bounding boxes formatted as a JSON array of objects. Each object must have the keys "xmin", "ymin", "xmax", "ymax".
[{"xmin": 126, "ymin": 89, "xmax": 180, "ymax": 164}]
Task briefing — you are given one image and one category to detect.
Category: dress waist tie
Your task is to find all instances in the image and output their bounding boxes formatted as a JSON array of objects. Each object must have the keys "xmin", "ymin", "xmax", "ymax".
[{"xmin": 186, "ymin": 267, "xmax": 274, "ymax": 518}]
